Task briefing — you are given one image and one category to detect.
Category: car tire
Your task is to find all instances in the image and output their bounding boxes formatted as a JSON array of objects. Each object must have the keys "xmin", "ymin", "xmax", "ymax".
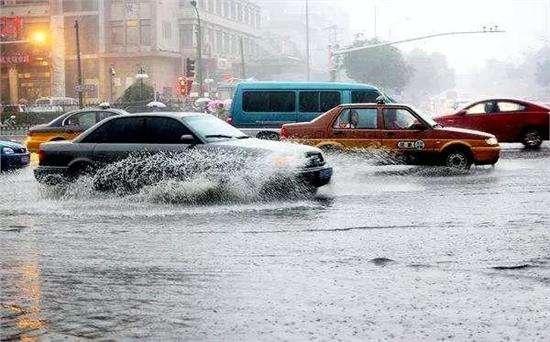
[
  {"xmin": 257, "ymin": 131, "xmax": 279, "ymax": 140},
  {"xmin": 521, "ymin": 129, "xmax": 543, "ymax": 149},
  {"xmin": 318, "ymin": 145, "xmax": 341, "ymax": 153},
  {"xmin": 68, "ymin": 162, "xmax": 94, "ymax": 180},
  {"xmin": 444, "ymin": 149, "xmax": 472, "ymax": 170}
]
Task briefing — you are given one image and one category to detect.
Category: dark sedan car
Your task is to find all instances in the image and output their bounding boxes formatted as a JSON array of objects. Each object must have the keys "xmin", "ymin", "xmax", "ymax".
[
  {"xmin": 34, "ymin": 113, "xmax": 333, "ymax": 192},
  {"xmin": 25, "ymin": 106, "xmax": 129, "ymax": 153},
  {"xmin": 435, "ymin": 99, "xmax": 550, "ymax": 148},
  {"xmin": 1, "ymin": 140, "xmax": 30, "ymax": 171}
]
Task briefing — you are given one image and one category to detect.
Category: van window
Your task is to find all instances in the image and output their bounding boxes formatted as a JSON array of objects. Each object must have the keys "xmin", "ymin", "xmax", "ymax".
[
  {"xmin": 243, "ymin": 91, "xmax": 295, "ymax": 112},
  {"xmin": 351, "ymin": 90, "xmax": 380, "ymax": 104},
  {"xmin": 299, "ymin": 91, "xmax": 341, "ymax": 112}
]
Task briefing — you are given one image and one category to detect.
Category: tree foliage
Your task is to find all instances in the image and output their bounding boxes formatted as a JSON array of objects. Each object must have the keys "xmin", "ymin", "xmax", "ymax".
[
  {"xmin": 535, "ymin": 46, "xmax": 550, "ymax": 87},
  {"xmin": 343, "ymin": 38, "xmax": 411, "ymax": 93},
  {"xmin": 118, "ymin": 81, "xmax": 155, "ymax": 104},
  {"xmin": 405, "ymin": 49, "xmax": 455, "ymax": 98}
]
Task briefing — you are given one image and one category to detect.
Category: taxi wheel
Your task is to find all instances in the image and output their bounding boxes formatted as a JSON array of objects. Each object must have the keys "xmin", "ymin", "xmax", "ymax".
[
  {"xmin": 521, "ymin": 129, "xmax": 542, "ymax": 149},
  {"xmin": 257, "ymin": 132, "xmax": 279, "ymax": 140},
  {"xmin": 444, "ymin": 149, "xmax": 472, "ymax": 170}
]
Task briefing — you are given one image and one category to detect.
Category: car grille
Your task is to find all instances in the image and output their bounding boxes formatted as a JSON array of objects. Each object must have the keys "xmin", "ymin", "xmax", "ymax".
[{"xmin": 304, "ymin": 152, "xmax": 325, "ymax": 168}]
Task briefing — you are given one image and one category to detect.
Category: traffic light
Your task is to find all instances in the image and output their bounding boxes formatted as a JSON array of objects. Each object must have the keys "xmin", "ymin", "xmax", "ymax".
[{"xmin": 186, "ymin": 58, "xmax": 195, "ymax": 78}]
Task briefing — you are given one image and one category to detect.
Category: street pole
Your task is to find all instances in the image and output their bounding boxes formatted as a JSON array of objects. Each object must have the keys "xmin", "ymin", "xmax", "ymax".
[
  {"xmin": 190, "ymin": 1, "xmax": 203, "ymax": 97},
  {"xmin": 305, "ymin": 0, "xmax": 311, "ymax": 81},
  {"xmin": 333, "ymin": 29, "xmax": 506, "ymax": 56},
  {"xmin": 109, "ymin": 65, "xmax": 115, "ymax": 103},
  {"xmin": 74, "ymin": 20, "xmax": 84, "ymax": 109},
  {"xmin": 239, "ymin": 36, "xmax": 246, "ymax": 79}
]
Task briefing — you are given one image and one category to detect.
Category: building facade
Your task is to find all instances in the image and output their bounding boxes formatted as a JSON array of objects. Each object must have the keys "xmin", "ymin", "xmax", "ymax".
[{"xmin": 0, "ymin": 0, "xmax": 260, "ymax": 105}]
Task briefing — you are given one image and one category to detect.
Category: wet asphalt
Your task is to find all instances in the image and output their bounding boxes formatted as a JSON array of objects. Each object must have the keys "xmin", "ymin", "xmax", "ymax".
[{"xmin": 1, "ymin": 143, "xmax": 549, "ymax": 340}]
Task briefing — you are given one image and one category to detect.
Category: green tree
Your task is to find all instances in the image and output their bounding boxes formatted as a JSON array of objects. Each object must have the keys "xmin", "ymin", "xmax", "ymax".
[
  {"xmin": 118, "ymin": 81, "xmax": 154, "ymax": 104},
  {"xmin": 343, "ymin": 38, "xmax": 411, "ymax": 93},
  {"xmin": 405, "ymin": 49, "xmax": 455, "ymax": 98}
]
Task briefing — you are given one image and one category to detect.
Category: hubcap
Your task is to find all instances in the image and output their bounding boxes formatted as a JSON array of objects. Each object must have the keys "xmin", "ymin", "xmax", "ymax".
[
  {"xmin": 447, "ymin": 153, "xmax": 467, "ymax": 169},
  {"xmin": 524, "ymin": 131, "xmax": 541, "ymax": 146}
]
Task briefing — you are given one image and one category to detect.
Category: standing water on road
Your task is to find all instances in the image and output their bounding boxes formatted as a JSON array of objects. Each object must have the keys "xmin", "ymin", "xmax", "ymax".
[{"xmin": 1, "ymin": 145, "xmax": 549, "ymax": 340}]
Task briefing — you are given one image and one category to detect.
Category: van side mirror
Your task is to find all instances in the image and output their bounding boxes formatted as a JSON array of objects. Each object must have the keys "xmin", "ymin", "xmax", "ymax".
[{"xmin": 180, "ymin": 134, "xmax": 195, "ymax": 143}]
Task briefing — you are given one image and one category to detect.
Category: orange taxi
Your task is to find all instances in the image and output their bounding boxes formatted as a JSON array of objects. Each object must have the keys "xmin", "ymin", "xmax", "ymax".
[
  {"xmin": 280, "ymin": 102, "xmax": 500, "ymax": 170},
  {"xmin": 25, "ymin": 107, "xmax": 128, "ymax": 153}
]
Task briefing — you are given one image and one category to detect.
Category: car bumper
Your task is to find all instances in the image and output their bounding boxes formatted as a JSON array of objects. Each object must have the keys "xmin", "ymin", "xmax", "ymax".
[
  {"xmin": 473, "ymin": 146, "xmax": 501, "ymax": 165},
  {"xmin": 34, "ymin": 165, "xmax": 69, "ymax": 183},
  {"xmin": 297, "ymin": 165, "xmax": 333, "ymax": 188},
  {"xmin": 0, "ymin": 153, "xmax": 31, "ymax": 170}
]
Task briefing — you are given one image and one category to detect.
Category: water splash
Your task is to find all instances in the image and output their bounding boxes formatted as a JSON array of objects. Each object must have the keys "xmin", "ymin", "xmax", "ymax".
[{"xmin": 41, "ymin": 150, "xmax": 316, "ymax": 204}]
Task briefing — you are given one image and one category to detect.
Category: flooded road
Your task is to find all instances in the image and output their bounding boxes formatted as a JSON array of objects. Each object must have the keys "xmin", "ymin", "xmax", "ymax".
[{"xmin": 1, "ymin": 144, "xmax": 549, "ymax": 340}]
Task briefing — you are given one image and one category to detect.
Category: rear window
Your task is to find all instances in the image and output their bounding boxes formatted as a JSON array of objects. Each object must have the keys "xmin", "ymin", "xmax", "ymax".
[
  {"xmin": 299, "ymin": 91, "xmax": 341, "ymax": 112},
  {"xmin": 351, "ymin": 90, "xmax": 380, "ymax": 104},
  {"xmin": 243, "ymin": 91, "xmax": 296, "ymax": 112}
]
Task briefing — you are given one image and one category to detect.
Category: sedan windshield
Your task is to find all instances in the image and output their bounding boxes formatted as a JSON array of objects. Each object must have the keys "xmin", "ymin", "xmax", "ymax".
[
  {"xmin": 184, "ymin": 115, "xmax": 248, "ymax": 141},
  {"xmin": 409, "ymin": 106, "xmax": 438, "ymax": 127}
]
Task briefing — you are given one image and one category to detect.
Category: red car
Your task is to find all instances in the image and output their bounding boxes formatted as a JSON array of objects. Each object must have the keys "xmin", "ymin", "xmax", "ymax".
[{"xmin": 435, "ymin": 99, "xmax": 549, "ymax": 148}]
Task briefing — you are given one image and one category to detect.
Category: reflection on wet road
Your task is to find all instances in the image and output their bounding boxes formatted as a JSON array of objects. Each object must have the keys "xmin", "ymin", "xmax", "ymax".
[{"xmin": 1, "ymin": 144, "xmax": 549, "ymax": 340}]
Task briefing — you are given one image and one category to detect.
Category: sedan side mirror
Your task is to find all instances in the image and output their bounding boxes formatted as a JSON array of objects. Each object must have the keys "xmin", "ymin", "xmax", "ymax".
[
  {"xmin": 180, "ymin": 134, "xmax": 195, "ymax": 143},
  {"xmin": 457, "ymin": 109, "xmax": 467, "ymax": 115}
]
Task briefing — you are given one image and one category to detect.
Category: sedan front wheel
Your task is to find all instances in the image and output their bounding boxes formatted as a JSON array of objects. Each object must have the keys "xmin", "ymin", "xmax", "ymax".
[{"xmin": 444, "ymin": 149, "xmax": 472, "ymax": 170}]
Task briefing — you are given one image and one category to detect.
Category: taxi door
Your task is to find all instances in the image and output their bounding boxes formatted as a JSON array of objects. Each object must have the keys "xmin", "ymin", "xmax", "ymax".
[
  {"xmin": 379, "ymin": 107, "xmax": 433, "ymax": 155},
  {"xmin": 329, "ymin": 107, "xmax": 382, "ymax": 150}
]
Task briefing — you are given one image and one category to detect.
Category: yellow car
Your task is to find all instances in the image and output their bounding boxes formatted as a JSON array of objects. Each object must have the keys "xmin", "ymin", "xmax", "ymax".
[{"xmin": 25, "ymin": 107, "xmax": 128, "ymax": 153}]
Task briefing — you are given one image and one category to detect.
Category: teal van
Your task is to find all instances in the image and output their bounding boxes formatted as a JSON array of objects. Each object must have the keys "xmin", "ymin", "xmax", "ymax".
[{"xmin": 228, "ymin": 82, "xmax": 390, "ymax": 139}]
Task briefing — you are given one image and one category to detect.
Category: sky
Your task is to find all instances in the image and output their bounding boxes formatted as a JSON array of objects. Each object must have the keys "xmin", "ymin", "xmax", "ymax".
[{"xmin": 337, "ymin": 0, "xmax": 550, "ymax": 73}]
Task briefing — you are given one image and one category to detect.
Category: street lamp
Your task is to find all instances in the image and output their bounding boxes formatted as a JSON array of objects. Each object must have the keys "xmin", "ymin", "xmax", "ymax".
[
  {"xmin": 135, "ymin": 66, "xmax": 149, "ymax": 102},
  {"xmin": 190, "ymin": 0, "xmax": 204, "ymax": 97}
]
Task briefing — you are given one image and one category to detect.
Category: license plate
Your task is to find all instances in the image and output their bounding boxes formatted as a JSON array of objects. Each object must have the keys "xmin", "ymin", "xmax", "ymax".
[
  {"xmin": 319, "ymin": 168, "xmax": 332, "ymax": 179},
  {"xmin": 20, "ymin": 156, "xmax": 29, "ymax": 164}
]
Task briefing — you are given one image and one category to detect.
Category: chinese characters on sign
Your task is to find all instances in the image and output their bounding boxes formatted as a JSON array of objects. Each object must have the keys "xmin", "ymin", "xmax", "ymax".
[
  {"xmin": 0, "ymin": 17, "xmax": 24, "ymax": 39},
  {"xmin": 0, "ymin": 54, "xmax": 31, "ymax": 65}
]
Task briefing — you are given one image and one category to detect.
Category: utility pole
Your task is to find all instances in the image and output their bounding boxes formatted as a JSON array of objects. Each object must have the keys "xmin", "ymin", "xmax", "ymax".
[
  {"xmin": 305, "ymin": 0, "xmax": 311, "ymax": 81},
  {"xmin": 74, "ymin": 20, "xmax": 84, "ymax": 108},
  {"xmin": 239, "ymin": 36, "xmax": 246, "ymax": 79},
  {"xmin": 190, "ymin": 1, "xmax": 203, "ymax": 97}
]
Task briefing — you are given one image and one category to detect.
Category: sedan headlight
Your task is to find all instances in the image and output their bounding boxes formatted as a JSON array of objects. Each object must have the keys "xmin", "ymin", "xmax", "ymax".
[
  {"xmin": 2, "ymin": 147, "xmax": 15, "ymax": 155},
  {"xmin": 485, "ymin": 137, "xmax": 498, "ymax": 146}
]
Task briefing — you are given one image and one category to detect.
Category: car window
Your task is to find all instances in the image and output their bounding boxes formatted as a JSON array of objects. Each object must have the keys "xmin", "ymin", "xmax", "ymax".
[
  {"xmin": 351, "ymin": 90, "xmax": 380, "ymax": 103},
  {"xmin": 97, "ymin": 111, "xmax": 117, "ymax": 122},
  {"xmin": 333, "ymin": 108, "xmax": 377, "ymax": 129},
  {"xmin": 333, "ymin": 109, "xmax": 351, "ymax": 128},
  {"xmin": 383, "ymin": 108, "xmax": 421, "ymax": 130},
  {"xmin": 243, "ymin": 91, "xmax": 295, "ymax": 112},
  {"xmin": 497, "ymin": 101, "xmax": 525, "ymax": 112},
  {"xmin": 82, "ymin": 117, "xmax": 146, "ymax": 143},
  {"xmin": 64, "ymin": 111, "xmax": 97, "ymax": 129},
  {"xmin": 465, "ymin": 101, "xmax": 500, "ymax": 115},
  {"xmin": 145, "ymin": 117, "xmax": 193, "ymax": 144},
  {"xmin": 299, "ymin": 91, "xmax": 341, "ymax": 112}
]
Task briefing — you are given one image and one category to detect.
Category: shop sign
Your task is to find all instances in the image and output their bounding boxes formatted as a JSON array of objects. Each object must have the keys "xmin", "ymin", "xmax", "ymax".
[
  {"xmin": 0, "ymin": 54, "xmax": 31, "ymax": 65},
  {"xmin": 0, "ymin": 17, "xmax": 23, "ymax": 38}
]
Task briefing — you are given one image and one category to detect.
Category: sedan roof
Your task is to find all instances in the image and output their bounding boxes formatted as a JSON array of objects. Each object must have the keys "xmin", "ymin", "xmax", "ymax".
[{"xmin": 129, "ymin": 111, "xmax": 208, "ymax": 118}]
